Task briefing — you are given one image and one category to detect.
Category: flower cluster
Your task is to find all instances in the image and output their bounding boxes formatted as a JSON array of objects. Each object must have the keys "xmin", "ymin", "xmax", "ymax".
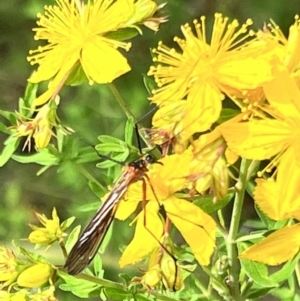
[
  {"xmin": 0, "ymin": 208, "xmax": 74, "ymax": 300},
  {"xmin": 144, "ymin": 13, "xmax": 300, "ymax": 269}
]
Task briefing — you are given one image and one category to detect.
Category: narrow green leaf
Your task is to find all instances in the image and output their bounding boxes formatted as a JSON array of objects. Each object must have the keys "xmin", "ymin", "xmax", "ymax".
[
  {"xmin": 124, "ymin": 116, "xmax": 135, "ymax": 145},
  {"xmin": 65, "ymin": 64, "xmax": 88, "ymax": 86},
  {"xmin": 104, "ymin": 287, "xmax": 131, "ymax": 300},
  {"xmin": 65, "ymin": 225, "xmax": 81, "ymax": 253},
  {"xmin": 0, "ymin": 135, "xmax": 20, "ymax": 167},
  {"xmin": 97, "ymin": 135, "xmax": 124, "ymax": 145},
  {"xmin": 143, "ymin": 73, "xmax": 157, "ymax": 94},
  {"xmin": 12, "ymin": 151, "xmax": 60, "ymax": 166},
  {"xmin": 246, "ymin": 287, "xmax": 274, "ymax": 299},
  {"xmin": 88, "ymin": 180, "xmax": 106, "ymax": 198},
  {"xmin": 93, "ymin": 254, "xmax": 104, "ymax": 278},
  {"xmin": 240, "ymin": 259, "xmax": 278, "ymax": 287},
  {"xmin": 59, "ymin": 271, "xmax": 100, "ymax": 298},
  {"xmin": 192, "ymin": 193, "xmax": 234, "ymax": 214},
  {"xmin": 97, "ymin": 143, "xmax": 128, "ymax": 153},
  {"xmin": 104, "ymin": 27, "xmax": 138, "ymax": 41},
  {"xmin": 269, "ymin": 253, "xmax": 300, "ymax": 283},
  {"xmin": 61, "ymin": 216, "xmax": 76, "ymax": 232},
  {"xmin": 270, "ymin": 287, "xmax": 294, "ymax": 299},
  {"xmin": 22, "ymin": 82, "xmax": 38, "ymax": 109}
]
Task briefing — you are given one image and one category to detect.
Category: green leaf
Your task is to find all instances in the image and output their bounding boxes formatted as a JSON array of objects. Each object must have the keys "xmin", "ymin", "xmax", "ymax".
[
  {"xmin": 269, "ymin": 253, "xmax": 300, "ymax": 283},
  {"xmin": 22, "ymin": 82, "xmax": 38, "ymax": 110},
  {"xmin": 65, "ymin": 63, "xmax": 88, "ymax": 86},
  {"xmin": 18, "ymin": 246, "xmax": 48, "ymax": 263},
  {"xmin": 246, "ymin": 287, "xmax": 274, "ymax": 299},
  {"xmin": 61, "ymin": 216, "xmax": 76, "ymax": 232},
  {"xmin": 65, "ymin": 225, "xmax": 81, "ymax": 253},
  {"xmin": 97, "ymin": 135, "xmax": 126, "ymax": 145},
  {"xmin": 270, "ymin": 287, "xmax": 294, "ymax": 299},
  {"xmin": 124, "ymin": 116, "xmax": 135, "ymax": 145},
  {"xmin": 104, "ymin": 287, "xmax": 131, "ymax": 300},
  {"xmin": 93, "ymin": 254, "xmax": 104, "ymax": 278},
  {"xmin": 143, "ymin": 73, "xmax": 157, "ymax": 95},
  {"xmin": 97, "ymin": 143, "xmax": 128, "ymax": 153},
  {"xmin": 192, "ymin": 193, "xmax": 234, "ymax": 214},
  {"xmin": 254, "ymin": 205, "xmax": 277, "ymax": 230},
  {"xmin": 88, "ymin": 180, "xmax": 106, "ymax": 198},
  {"xmin": 104, "ymin": 27, "xmax": 139, "ymax": 41},
  {"xmin": 240, "ymin": 258, "xmax": 278, "ymax": 287},
  {"xmin": 0, "ymin": 135, "xmax": 20, "ymax": 167},
  {"xmin": 59, "ymin": 271, "xmax": 100, "ymax": 298},
  {"xmin": 0, "ymin": 110, "xmax": 17, "ymax": 125},
  {"xmin": 12, "ymin": 151, "xmax": 60, "ymax": 166}
]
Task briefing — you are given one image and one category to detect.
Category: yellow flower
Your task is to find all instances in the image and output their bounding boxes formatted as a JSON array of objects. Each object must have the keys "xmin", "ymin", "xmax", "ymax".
[
  {"xmin": 220, "ymin": 68, "xmax": 300, "ymax": 210},
  {"xmin": 28, "ymin": 0, "xmax": 134, "ymax": 107},
  {"xmin": 29, "ymin": 208, "xmax": 64, "ymax": 245},
  {"xmin": 258, "ymin": 15, "xmax": 300, "ymax": 85},
  {"xmin": 239, "ymin": 176, "xmax": 300, "ymax": 265},
  {"xmin": 17, "ymin": 263, "xmax": 53, "ymax": 288},
  {"xmin": 0, "ymin": 246, "xmax": 18, "ymax": 288},
  {"xmin": 148, "ymin": 13, "xmax": 273, "ymax": 146},
  {"xmin": 117, "ymin": 152, "xmax": 216, "ymax": 268}
]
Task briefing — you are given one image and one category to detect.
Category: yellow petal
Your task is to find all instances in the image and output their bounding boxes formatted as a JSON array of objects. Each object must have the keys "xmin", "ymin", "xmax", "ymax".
[
  {"xmin": 119, "ymin": 202, "xmax": 162, "ymax": 267},
  {"xmin": 81, "ymin": 39, "xmax": 131, "ymax": 84},
  {"xmin": 239, "ymin": 224, "xmax": 300, "ymax": 265},
  {"xmin": 263, "ymin": 68, "xmax": 300, "ymax": 118},
  {"xmin": 254, "ymin": 179, "xmax": 283, "ymax": 221},
  {"xmin": 220, "ymin": 118, "xmax": 293, "ymax": 160},
  {"xmin": 277, "ymin": 147, "xmax": 300, "ymax": 220},
  {"xmin": 164, "ymin": 197, "xmax": 216, "ymax": 266},
  {"xmin": 183, "ymin": 83, "xmax": 223, "ymax": 136},
  {"xmin": 29, "ymin": 47, "xmax": 79, "ymax": 83}
]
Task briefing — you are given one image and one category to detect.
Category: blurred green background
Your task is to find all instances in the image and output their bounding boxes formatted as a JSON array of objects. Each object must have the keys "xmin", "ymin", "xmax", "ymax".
[{"xmin": 0, "ymin": 0, "xmax": 299, "ymax": 300}]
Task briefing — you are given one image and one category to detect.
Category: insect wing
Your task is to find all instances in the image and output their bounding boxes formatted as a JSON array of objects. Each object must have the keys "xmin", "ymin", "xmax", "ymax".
[{"xmin": 65, "ymin": 186, "xmax": 128, "ymax": 275}]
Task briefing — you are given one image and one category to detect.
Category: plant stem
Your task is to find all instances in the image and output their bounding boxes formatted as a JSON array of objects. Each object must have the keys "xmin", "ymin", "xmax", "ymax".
[
  {"xmin": 226, "ymin": 158, "xmax": 252, "ymax": 301},
  {"xmin": 76, "ymin": 164, "xmax": 106, "ymax": 192},
  {"xmin": 108, "ymin": 83, "xmax": 136, "ymax": 121}
]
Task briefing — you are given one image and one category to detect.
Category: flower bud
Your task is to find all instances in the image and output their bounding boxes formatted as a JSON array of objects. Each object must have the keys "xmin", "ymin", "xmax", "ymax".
[
  {"xmin": 160, "ymin": 254, "xmax": 183, "ymax": 291},
  {"xmin": 0, "ymin": 246, "xmax": 18, "ymax": 286},
  {"xmin": 17, "ymin": 263, "xmax": 53, "ymax": 288},
  {"xmin": 28, "ymin": 208, "xmax": 63, "ymax": 246}
]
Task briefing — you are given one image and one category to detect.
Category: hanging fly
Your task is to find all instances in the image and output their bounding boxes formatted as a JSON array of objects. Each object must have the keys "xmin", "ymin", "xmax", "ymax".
[{"xmin": 64, "ymin": 154, "xmax": 156, "ymax": 275}]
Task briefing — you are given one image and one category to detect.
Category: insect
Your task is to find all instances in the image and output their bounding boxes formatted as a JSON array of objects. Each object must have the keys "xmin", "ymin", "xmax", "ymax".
[{"xmin": 64, "ymin": 154, "xmax": 156, "ymax": 275}]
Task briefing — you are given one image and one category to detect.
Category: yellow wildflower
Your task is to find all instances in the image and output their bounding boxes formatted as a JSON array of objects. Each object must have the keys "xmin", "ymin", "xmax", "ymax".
[
  {"xmin": 238, "ymin": 174, "xmax": 300, "ymax": 265},
  {"xmin": 0, "ymin": 246, "xmax": 18, "ymax": 288},
  {"xmin": 17, "ymin": 263, "xmax": 53, "ymax": 288},
  {"xmin": 148, "ymin": 13, "xmax": 273, "ymax": 146},
  {"xmin": 220, "ymin": 68, "xmax": 300, "ymax": 210},
  {"xmin": 258, "ymin": 15, "xmax": 300, "ymax": 85},
  {"xmin": 117, "ymin": 152, "xmax": 216, "ymax": 268},
  {"xmin": 28, "ymin": 208, "xmax": 64, "ymax": 246},
  {"xmin": 28, "ymin": 0, "xmax": 134, "ymax": 107}
]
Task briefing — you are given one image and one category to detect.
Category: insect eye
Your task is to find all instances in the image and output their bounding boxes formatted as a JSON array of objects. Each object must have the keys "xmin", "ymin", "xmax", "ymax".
[{"xmin": 145, "ymin": 154, "xmax": 156, "ymax": 164}]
